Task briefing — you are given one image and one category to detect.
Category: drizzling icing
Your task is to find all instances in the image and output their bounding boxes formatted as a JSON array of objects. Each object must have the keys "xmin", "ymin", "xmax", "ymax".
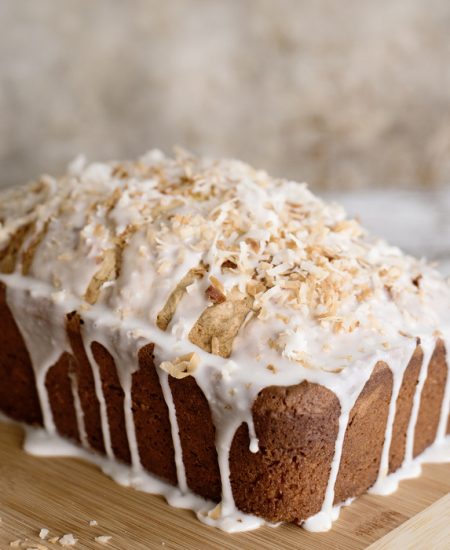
[
  {"xmin": 156, "ymin": 368, "xmax": 188, "ymax": 493},
  {"xmin": 83, "ymin": 337, "xmax": 114, "ymax": 459},
  {"xmin": 68, "ymin": 368, "xmax": 89, "ymax": 448},
  {"xmin": 371, "ymin": 344, "xmax": 416, "ymax": 492},
  {"xmin": 4, "ymin": 282, "xmax": 74, "ymax": 434},
  {"xmin": 0, "ymin": 150, "xmax": 449, "ymax": 532},
  {"xmin": 404, "ymin": 336, "xmax": 435, "ymax": 465}
]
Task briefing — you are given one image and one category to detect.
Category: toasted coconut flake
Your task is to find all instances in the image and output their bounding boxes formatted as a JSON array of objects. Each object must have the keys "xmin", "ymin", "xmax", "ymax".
[
  {"xmin": 2, "ymin": 149, "xmax": 447, "ymax": 373},
  {"xmin": 0, "ymin": 221, "xmax": 35, "ymax": 274},
  {"xmin": 156, "ymin": 266, "xmax": 205, "ymax": 330},
  {"xmin": 205, "ymin": 284, "xmax": 226, "ymax": 304},
  {"xmin": 189, "ymin": 292, "xmax": 253, "ymax": 358},
  {"xmin": 159, "ymin": 352, "xmax": 200, "ymax": 379},
  {"xmin": 83, "ymin": 248, "xmax": 117, "ymax": 304},
  {"xmin": 21, "ymin": 220, "xmax": 50, "ymax": 275}
]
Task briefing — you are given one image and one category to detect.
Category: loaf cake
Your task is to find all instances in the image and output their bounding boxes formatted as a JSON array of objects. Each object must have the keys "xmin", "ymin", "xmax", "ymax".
[{"xmin": 0, "ymin": 150, "xmax": 449, "ymax": 532}]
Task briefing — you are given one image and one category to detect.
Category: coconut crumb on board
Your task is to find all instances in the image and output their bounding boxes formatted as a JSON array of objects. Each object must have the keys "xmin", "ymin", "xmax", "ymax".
[
  {"xmin": 39, "ymin": 529, "xmax": 49, "ymax": 540},
  {"xmin": 58, "ymin": 534, "xmax": 77, "ymax": 547},
  {"xmin": 7, "ymin": 525, "xmax": 114, "ymax": 549}
]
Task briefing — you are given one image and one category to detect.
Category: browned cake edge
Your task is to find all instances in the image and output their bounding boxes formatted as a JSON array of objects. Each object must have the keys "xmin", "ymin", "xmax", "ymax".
[{"xmin": 0, "ymin": 282, "xmax": 448, "ymax": 525}]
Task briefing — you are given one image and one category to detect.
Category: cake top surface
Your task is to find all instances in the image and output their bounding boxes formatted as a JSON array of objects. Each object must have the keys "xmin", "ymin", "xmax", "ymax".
[{"xmin": 1, "ymin": 149, "xmax": 449, "ymax": 375}]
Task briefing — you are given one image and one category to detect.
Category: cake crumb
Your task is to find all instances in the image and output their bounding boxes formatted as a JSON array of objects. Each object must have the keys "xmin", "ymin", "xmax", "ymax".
[
  {"xmin": 88, "ymin": 520, "xmax": 98, "ymax": 527},
  {"xmin": 48, "ymin": 537, "xmax": 59, "ymax": 544},
  {"xmin": 39, "ymin": 529, "xmax": 50, "ymax": 540},
  {"xmin": 58, "ymin": 534, "xmax": 77, "ymax": 547},
  {"xmin": 94, "ymin": 536, "xmax": 112, "ymax": 544},
  {"xmin": 9, "ymin": 541, "xmax": 21, "ymax": 548}
]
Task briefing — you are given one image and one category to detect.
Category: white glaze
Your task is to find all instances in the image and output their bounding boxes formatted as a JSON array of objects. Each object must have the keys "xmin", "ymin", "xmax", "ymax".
[
  {"xmin": 68, "ymin": 369, "xmax": 89, "ymax": 448},
  {"xmin": 156, "ymin": 367, "xmax": 188, "ymax": 493},
  {"xmin": 84, "ymin": 316, "xmax": 146, "ymax": 473},
  {"xmin": 83, "ymin": 336, "xmax": 114, "ymax": 459},
  {"xmin": 4, "ymin": 276, "xmax": 448, "ymax": 532},
  {"xmin": 5, "ymin": 283, "xmax": 73, "ymax": 434},
  {"xmin": 0, "ymin": 415, "xmax": 446, "ymax": 534},
  {"xmin": 405, "ymin": 336, "xmax": 435, "ymax": 464},
  {"xmin": 371, "ymin": 343, "xmax": 415, "ymax": 491},
  {"xmin": 0, "ymin": 150, "xmax": 449, "ymax": 533},
  {"xmin": 369, "ymin": 336, "xmax": 436, "ymax": 496}
]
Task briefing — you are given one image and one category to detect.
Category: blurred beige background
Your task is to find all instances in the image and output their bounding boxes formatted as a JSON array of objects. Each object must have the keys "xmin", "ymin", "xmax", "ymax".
[{"xmin": 1, "ymin": 0, "xmax": 450, "ymax": 190}]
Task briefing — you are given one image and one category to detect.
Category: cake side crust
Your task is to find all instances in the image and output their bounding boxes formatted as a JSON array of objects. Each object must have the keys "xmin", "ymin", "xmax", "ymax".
[{"xmin": 1, "ymin": 285, "xmax": 448, "ymax": 524}]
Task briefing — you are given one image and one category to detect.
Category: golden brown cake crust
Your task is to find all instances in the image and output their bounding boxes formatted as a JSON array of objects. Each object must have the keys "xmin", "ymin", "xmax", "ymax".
[
  {"xmin": 132, "ymin": 344, "xmax": 178, "ymax": 484},
  {"xmin": 388, "ymin": 346, "xmax": 423, "ymax": 472},
  {"xmin": 334, "ymin": 362, "xmax": 393, "ymax": 504},
  {"xmin": 92, "ymin": 342, "xmax": 131, "ymax": 464},
  {"xmin": 0, "ymin": 282, "xmax": 42, "ymax": 425},
  {"xmin": 1, "ymin": 152, "xmax": 449, "ymax": 532},
  {"xmin": 231, "ymin": 381, "xmax": 340, "ymax": 522},
  {"xmin": 66, "ymin": 312, "xmax": 105, "ymax": 454},
  {"xmin": 413, "ymin": 339, "xmax": 448, "ymax": 457},
  {"xmin": 46, "ymin": 352, "xmax": 80, "ymax": 443},
  {"xmin": 1, "ymin": 286, "xmax": 448, "ymax": 524}
]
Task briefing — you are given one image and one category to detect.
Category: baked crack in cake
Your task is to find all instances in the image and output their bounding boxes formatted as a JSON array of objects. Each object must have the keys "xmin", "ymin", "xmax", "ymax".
[{"xmin": 0, "ymin": 150, "xmax": 449, "ymax": 532}]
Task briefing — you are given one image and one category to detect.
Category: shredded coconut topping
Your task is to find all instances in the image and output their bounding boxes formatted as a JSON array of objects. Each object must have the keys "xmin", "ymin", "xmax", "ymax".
[{"xmin": 1, "ymin": 149, "xmax": 449, "ymax": 371}]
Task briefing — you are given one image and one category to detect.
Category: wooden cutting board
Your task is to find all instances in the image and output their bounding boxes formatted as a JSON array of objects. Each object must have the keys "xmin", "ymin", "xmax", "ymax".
[{"xmin": 0, "ymin": 421, "xmax": 449, "ymax": 549}]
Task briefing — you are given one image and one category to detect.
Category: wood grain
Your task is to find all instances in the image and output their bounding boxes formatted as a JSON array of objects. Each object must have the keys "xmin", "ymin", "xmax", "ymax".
[
  {"xmin": 0, "ymin": 421, "xmax": 448, "ymax": 549},
  {"xmin": 367, "ymin": 494, "xmax": 450, "ymax": 550}
]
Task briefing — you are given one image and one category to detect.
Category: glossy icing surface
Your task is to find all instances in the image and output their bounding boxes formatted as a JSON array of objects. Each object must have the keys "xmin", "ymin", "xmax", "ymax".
[{"xmin": 0, "ymin": 151, "xmax": 449, "ymax": 532}]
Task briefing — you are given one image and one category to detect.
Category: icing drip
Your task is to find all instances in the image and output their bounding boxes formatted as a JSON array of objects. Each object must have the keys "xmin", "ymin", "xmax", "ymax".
[
  {"xmin": 1, "ymin": 274, "xmax": 450, "ymax": 533},
  {"xmin": 1, "ymin": 410, "xmax": 447, "ymax": 534},
  {"xmin": 68, "ymin": 369, "xmax": 89, "ymax": 448},
  {"xmin": 5, "ymin": 283, "xmax": 73, "ymax": 434},
  {"xmin": 1, "ymin": 151, "xmax": 450, "ymax": 533},
  {"xmin": 196, "ymin": 410, "xmax": 265, "ymax": 532},
  {"xmin": 247, "ymin": 417, "xmax": 259, "ymax": 455},
  {"xmin": 190, "ymin": 360, "xmax": 262, "ymax": 529},
  {"xmin": 216, "ymin": 419, "xmax": 241, "ymax": 517},
  {"xmin": 305, "ymin": 343, "xmax": 419, "ymax": 531},
  {"xmin": 83, "ymin": 337, "xmax": 114, "ymax": 459},
  {"xmin": 303, "ymin": 363, "xmax": 372, "ymax": 531},
  {"xmin": 2, "ymin": 265, "xmax": 450, "ymax": 533},
  {"xmin": 371, "ymin": 340, "xmax": 416, "ymax": 492},
  {"xmin": 156, "ymin": 367, "xmax": 188, "ymax": 493},
  {"xmin": 81, "ymin": 315, "xmax": 146, "ymax": 473},
  {"xmin": 121, "ymin": 371, "xmax": 141, "ymax": 473},
  {"xmin": 14, "ymin": 417, "xmax": 212, "ymax": 517},
  {"xmin": 405, "ymin": 336, "xmax": 435, "ymax": 464},
  {"xmin": 369, "ymin": 336, "xmax": 436, "ymax": 495}
]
